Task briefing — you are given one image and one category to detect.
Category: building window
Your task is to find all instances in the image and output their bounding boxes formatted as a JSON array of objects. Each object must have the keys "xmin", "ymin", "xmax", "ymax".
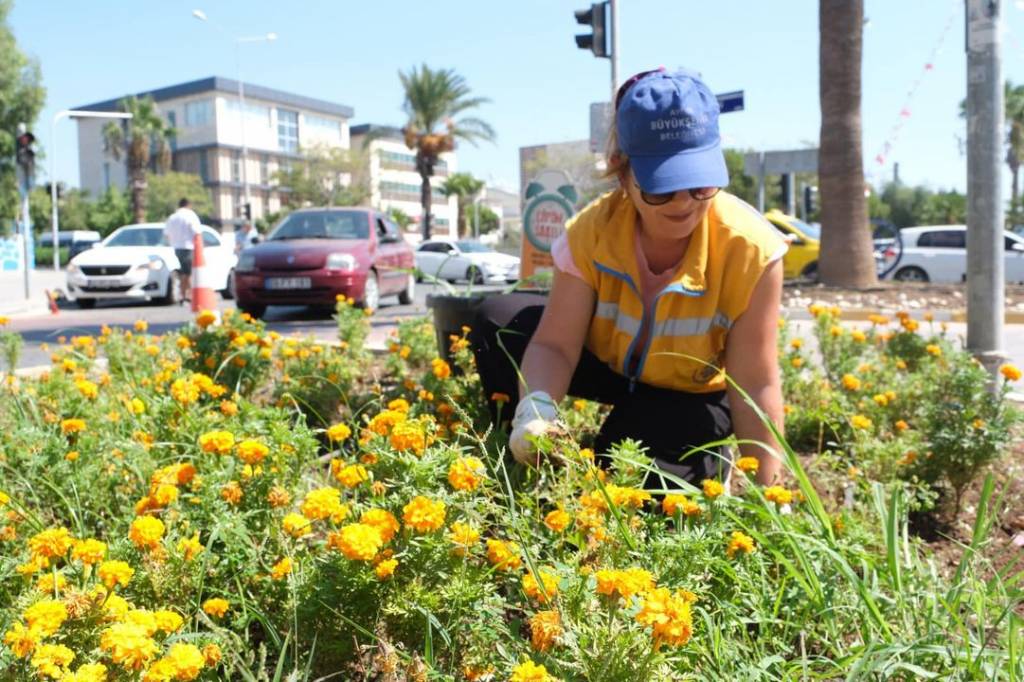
[
  {"xmin": 184, "ymin": 99, "xmax": 213, "ymax": 127},
  {"xmin": 305, "ymin": 114, "xmax": 341, "ymax": 139},
  {"xmin": 225, "ymin": 99, "xmax": 272, "ymax": 128},
  {"xmin": 260, "ymin": 154, "xmax": 270, "ymax": 184},
  {"xmin": 378, "ymin": 149, "xmax": 446, "ymax": 174},
  {"xmin": 277, "ymin": 109, "xmax": 298, "ymax": 152},
  {"xmin": 231, "ymin": 151, "xmax": 241, "ymax": 183},
  {"xmin": 198, "ymin": 151, "xmax": 209, "ymax": 182},
  {"xmin": 380, "ymin": 180, "xmax": 446, "ymax": 202}
]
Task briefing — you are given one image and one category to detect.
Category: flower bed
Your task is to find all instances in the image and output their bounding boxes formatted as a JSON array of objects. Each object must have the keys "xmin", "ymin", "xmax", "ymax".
[{"xmin": 0, "ymin": 304, "xmax": 1020, "ymax": 680}]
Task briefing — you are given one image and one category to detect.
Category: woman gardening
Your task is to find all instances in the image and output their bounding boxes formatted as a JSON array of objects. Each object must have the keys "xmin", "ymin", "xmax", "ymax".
[{"xmin": 471, "ymin": 68, "xmax": 787, "ymax": 488}]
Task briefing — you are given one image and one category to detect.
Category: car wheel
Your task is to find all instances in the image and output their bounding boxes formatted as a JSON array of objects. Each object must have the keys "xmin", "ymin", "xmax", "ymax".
[
  {"xmin": 800, "ymin": 261, "xmax": 819, "ymax": 282},
  {"xmin": 466, "ymin": 265, "xmax": 485, "ymax": 285},
  {"xmin": 238, "ymin": 303, "xmax": 266, "ymax": 319},
  {"xmin": 221, "ymin": 270, "xmax": 236, "ymax": 300},
  {"xmin": 76, "ymin": 298, "xmax": 96, "ymax": 309},
  {"xmin": 894, "ymin": 266, "xmax": 929, "ymax": 283},
  {"xmin": 398, "ymin": 272, "xmax": 415, "ymax": 305},
  {"xmin": 360, "ymin": 271, "xmax": 380, "ymax": 311},
  {"xmin": 159, "ymin": 271, "xmax": 182, "ymax": 306}
]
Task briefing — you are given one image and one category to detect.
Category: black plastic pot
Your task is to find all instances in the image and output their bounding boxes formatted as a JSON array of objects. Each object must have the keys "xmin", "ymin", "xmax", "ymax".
[{"xmin": 425, "ymin": 293, "xmax": 491, "ymax": 363}]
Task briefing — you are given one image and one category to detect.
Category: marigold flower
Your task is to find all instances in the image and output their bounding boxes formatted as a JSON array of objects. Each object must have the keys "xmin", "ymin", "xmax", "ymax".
[
  {"xmin": 635, "ymin": 587, "xmax": 696, "ymax": 650},
  {"xmin": 4, "ymin": 621, "xmax": 38, "ymax": 658},
  {"xmin": 30, "ymin": 642, "xmax": 75, "ymax": 678},
  {"xmin": 202, "ymin": 644, "xmax": 222, "ymax": 666},
  {"xmin": 134, "ymin": 319, "xmax": 149, "ymax": 332},
  {"xmin": 448, "ymin": 456, "xmax": 486, "ymax": 492},
  {"xmin": 153, "ymin": 610, "xmax": 184, "ymax": 633},
  {"xmin": 763, "ymin": 485, "xmax": 793, "ymax": 506},
  {"xmin": 163, "ymin": 642, "xmax": 205, "ymax": 680},
  {"xmin": 198, "ymin": 430, "xmax": 235, "ymax": 455},
  {"xmin": 402, "ymin": 496, "xmax": 446, "ymax": 533},
  {"xmin": 360, "ymin": 509, "xmax": 400, "ymax": 543},
  {"xmin": 872, "ymin": 393, "xmax": 889, "ymax": 407},
  {"xmin": 510, "ymin": 660, "xmax": 555, "ymax": 682},
  {"xmin": 389, "ymin": 420, "xmax": 426, "ymax": 455},
  {"xmin": 100, "ymin": 622, "xmax": 158, "ymax": 670},
  {"xmin": 71, "ymin": 538, "xmax": 106, "ymax": 565},
  {"xmin": 841, "ymin": 374, "xmax": 861, "ymax": 391},
  {"xmin": 196, "ymin": 309, "xmax": 218, "ymax": 328},
  {"xmin": 267, "ymin": 486, "xmax": 291, "ymax": 508},
  {"xmin": 326, "ymin": 422, "xmax": 352, "ymax": 442},
  {"xmin": 177, "ymin": 533, "xmax": 204, "ymax": 561},
  {"xmin": 595, "ymin": 567, "xmax": 655, "ymax": 601},
  {"xmin": 332, "ymin": 461, "xmax": 369, "ymax": 488},
  {"xmin": 60, "ymin": 418, "xmax": 86, "ymax": 434},
  {"xmin": 1001, "ymin": 364, "xmax": 1022, "ymax": 381},
  {"xmin": 75, "ymin": 379, "xmax": 99, "ymax": 400},
  {"xmin": 850, "ymin": 329, "xmax": 867, "ymax": 343},
  {"xmin": 29, "ymin": 527, "xmax": 75, "ymax": 560},
  {"xmin": 235, "ymin": 439, "xmax": 269, "ymax": 465},
  {"xmin": 431, "ymin": 357, "xmax": 451, "ymax": 380},
  {"xmin": 925, "ymin": 344, "xmax": 942, "ymax": 357},
  {"xmin": 366, "ymin": 409, "xmax": 406, "ymax": 436},
  {"xmin": 491, "ymin": 392, "xmax": 511, "ymax": 403},
  {"xmin": 270, "ymin": 556, "xmax": 293, "ymax": 580},
  {"xmin": 791, "ymin": 356, "xmax": 804, "ymax": 368},
  {"xmin": 129, "ymin": 516, "xmax": 165, "ymax": 550},
  {"xmin": 522, "ymin": 569, "xmax": 560, "ymax": 604},
  {"xmin": 282, "ymin": 512, "xmax": 312, "ymax": 538},
  {"xmin": 736, "ymin": 456, "xmax": 759, "ymax": 474},
  {"xmin": 63, "ymin": 662, "xmax": 108, "ymax": 682},
  {"xmin": 661, "ymin": 494, "xmax": 701, "ymax": 517},
  {"xmin": 543, "ymin": 508, "xmax": 571, "ymax": 533},
  {"xmin": 220, "ymin": 481, "xmax": 243, "ymax": 506},
  {"xmin": 301, "ymin": 487, "xmax": 348, "ymax": 522},
  {"xmin": 35, "ymin": 572, "xmax": 68, "ymax": 595},
  {"xmin": 726, "ymin": 530, "xmax": 756, "ymax": 558},
  {"xmin": 97, "ymin": 560, "xmax": 134, "ymax": 589},
  {"xmin": 851, "ymin": 414, "xmax": 873, "ymax": 430},
  {"xmin": 701, "ymin": 479, "xmax": 724, "ymax": 499},
  {"xmin": 202, "ymin": 598, "xmax": 229, "ymax": 618},
  {"xmin": 328, "ymin": 523, "xmax": 384, "ymax": 561},
  {"xmin": 23, "ymin": 599, "xmax": 68, "ymax": 638},
  {"xmin": 374, "ymin": 558, "xmax": 398, "ymax": 580},
  {"xmin": 895, "ymin": 419, "xmax": 909, "ymax": 432},
  {"xmin": 525, "ymin": 610, "xmax": 562, "ymax": 655},
  {"xmin": 448, "ymin": 521, "xmax": 481, "ymax": 556},
  {"xmin": 486, "ymin": 538, "xmax": 522, "ymax": 571}
]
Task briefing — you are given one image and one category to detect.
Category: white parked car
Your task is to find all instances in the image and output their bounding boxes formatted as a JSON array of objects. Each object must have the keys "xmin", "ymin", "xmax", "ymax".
[
  {"xmin": 879, "ymin": 225, "xmax": 1024, "ymax": 284},
  {"xmin": 414, "ymin": 239, "xmax": 520, "ymax": 284},
  {"xmin": 66, "ymin": 223, "xmax": 237, "ymax": 308}
]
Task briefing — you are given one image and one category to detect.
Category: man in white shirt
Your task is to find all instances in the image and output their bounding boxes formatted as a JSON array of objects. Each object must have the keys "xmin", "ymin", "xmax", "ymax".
[{"xmin": 163, "ymin": 198, "xmax": 201, "ymax": 303}]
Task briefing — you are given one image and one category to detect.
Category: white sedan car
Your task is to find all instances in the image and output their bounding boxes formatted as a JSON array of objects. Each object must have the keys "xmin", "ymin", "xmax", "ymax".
[
  {"xmin": 878, "ymin": 225, "xmax": 1024, "ymax": 284},
  {"xmin": 66, "ymin": 223, "xmax": 237, "ymax": 307},
  {"xmin": 415, "ymin": 239, "xmax": 520, "ymax": 284}
]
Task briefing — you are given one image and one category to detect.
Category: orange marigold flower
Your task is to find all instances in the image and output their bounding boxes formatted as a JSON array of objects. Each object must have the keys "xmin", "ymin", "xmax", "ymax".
[
  {"xmin": 29, "ymin": 527, "xmax": 75, "ymax": 560},
  {"xmin": 895, "ymin": 419, "xmax": 909, "ymax": 432},
  {"xmin": 328, "ymin": 523, "xmax": 384, "ymax": 561},
  {"xmin": 198, "ymin": 430, "xmax": 235, "ymax": 455},
  {"xmin": 522, "ymin": 569, "xmax": 559, "ymax": 604},
  {"xmin": 374, "ymin": 558, "xmax": 398, "ymax": 580},
  {"xmin": 202, "ymin": 598, "xmax": 229, "ymax": 618},
  {"xmin": 763, "ymin": 485, "xmax": 793, "ymax": 506},
  {"xmin": 529, "ymin": 610, "xmax": 563, "ymax": 653},
  {"xmin": 220, "ymin": 481, "xmax": 243, "ymax": 506},
  {"xmin": 448, "ymin": 521, "xmax": 481, "ymax": 556},
  {"xmin": 594, "ymin": 567, "xmax": 655, "ymax": 601},
  {"xmin": 431, "ymin": 357, "xmax": 451, "ymax": 380},
  {"xmin": 267, "ymin": 486, "xmax": 291, "ymax": 508},
  {"xmin": 635, "ymin": 587, "xmax": 696, "ymax": 650},
  {"xmin": 270, "ymin": 557, "xmax": 293, "ymax": 580},
  {"xmin": 491, "ymin": 392, "xmax": 510, "ymax": 403},
  {"xmin": 60, "ymin": 418, "xmax": 86, "ymax": 435},
  {"xmin": 543, "ymin": 508, "xmax": 571, "ymax": 533},
  {"xmin": 726, "ymin": 530, "xmax": 756, "ymax": 558},
  {"xmin": 841, "ymin": 374, "xmax": 861, "ymax": 391},
  {"xmin": 236, "ymin": 439, "xmax": 269, "ymax": 465},
  {"xmin": 196, "ymin": 310, "xmax": 218, "ymax": 328},
  {"xmin": 71, "ymin": 538, "xmax": 107, "ymax": 565},
  {"xmin": 402, "ymin": 496, "xmax": 445, "ymax": 533},
  {"xmin": 701, "ymin": 479, "xmax": 724, "ymax": 499},
  {"xmin": 448, "ymin": 456, "xmax": 486, "ymax": 492},
  {"xmin": 736, "ymin": 456, "xmax": 759, "ymax": 474},
  {"xmin": 1001, "ymin": 364, "xmax": 1022, "ymax": 382},
  {"xmin": 360, "ymin": 509, "xmax": 400, "ymax": 543},
  {"xmin": 486, "ymin": 538, "xmax": 521, "ymax": 571},
  {"xmin": 389, "ymin": 420, "xmax": 426, "ymax": 455},
  {"xmin": 129, "ymin": 516, "xmax": 164, "ymax": 551}
]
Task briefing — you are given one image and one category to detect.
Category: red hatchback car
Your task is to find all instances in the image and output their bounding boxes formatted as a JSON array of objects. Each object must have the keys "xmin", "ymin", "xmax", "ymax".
[{"xmin": 233, "ymin": 208, "xmax": 415, "ymax": 318}]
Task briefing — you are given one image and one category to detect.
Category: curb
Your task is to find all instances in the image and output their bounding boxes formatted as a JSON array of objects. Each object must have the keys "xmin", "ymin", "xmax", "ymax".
[{"xmin": 782, "ymin": 308, "xmax": 1024, "ymax": 324}]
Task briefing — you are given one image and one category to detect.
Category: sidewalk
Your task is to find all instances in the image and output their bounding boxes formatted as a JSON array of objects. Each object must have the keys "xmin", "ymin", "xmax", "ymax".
[{"xmin": 0, "ymin": 268, "xmax": 65, "ymax": 318}]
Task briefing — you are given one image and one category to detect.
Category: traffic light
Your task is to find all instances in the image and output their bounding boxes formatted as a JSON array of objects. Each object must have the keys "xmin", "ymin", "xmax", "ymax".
[
  {"xmin": 242, "ymin": 202, "xmax": 252, "ymax": 221},
  {"xmin": 15, "ymin": 129, "xmax": 36, "ymax": 177},
  {"xmin": 803, "ymin": 185, "xmax": 818, "ymax": 216},
  {"xmin": 574, "ymin": 2, "xmax": 609, "ymax": 58}
]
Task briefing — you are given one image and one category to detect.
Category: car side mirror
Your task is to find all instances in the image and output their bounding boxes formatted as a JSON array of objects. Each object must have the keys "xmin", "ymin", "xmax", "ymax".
[
  {"xmin": 252, "ymin": 235, "xmax": 262, "ymax": 244},
  {"xmin": 1013, "ymin": 242, "xmax": 1024, "ymax": 252}
]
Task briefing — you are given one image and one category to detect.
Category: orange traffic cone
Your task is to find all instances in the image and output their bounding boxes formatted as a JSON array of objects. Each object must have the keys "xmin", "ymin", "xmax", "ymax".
[
  {"xmin": 44, "ymin": 289, "xmax": 60, "ymax": 315},
  {"xmin": 190, "ymin": 232, "xmax": 218, "ymax": 313}
]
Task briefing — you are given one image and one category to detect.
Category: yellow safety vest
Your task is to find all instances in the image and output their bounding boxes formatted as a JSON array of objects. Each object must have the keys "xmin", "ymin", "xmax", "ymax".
[{"xmin": 565, "ymin": 189, "xmax": 785, "ymax": 393}]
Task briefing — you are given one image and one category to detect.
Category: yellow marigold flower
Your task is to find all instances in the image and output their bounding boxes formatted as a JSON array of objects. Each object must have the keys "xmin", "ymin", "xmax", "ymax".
[
  {"xmin": 152, "ymin": 483, "xmax": 179, "ymax": 507},
  {"xmin": 332, "ymin": 461, "xmax": 369, "ymax": 488},
  {"xmin": 872, "ymin": 393, "xmax": 889, "ymax": 407},
  {"xmin": 701, "ymin": 479, "xmax": 724, "ymax": 499},
  {"xmin": 198, "ymin": 430, "xmax": 235, "ymax": 455},
  {"xmin": 789, "ymin": 338, "xmax": 803, "ymax": 350},
  {"xmin": 841, "ymin": 374, "xmax": 861, "ymax": 391},
  {"xmin": 75, "ymin": 379, "xmax": 99, "ymax": 400},
  {"xmin": 895, "ymin": 419, "xmax": 910, "ymax": 432},
  {"xmin": 366, "ymin": 408, "xmax": 406, "ymax": 436},
  {"xmin": 448, "ymin": 456, "xmax": 486, "ymax": 492},
  {"xmin": 23, "ymin": 599, "xmax": 68, "ymax": 638},
  {"xmin": 35, "ymin": 572, "xmax": 68, "ymax": 595},
  {"xmin": 790, "ymin": 356, "xmax": 804, "ymax": 368},
  {"xmin": 236, "ymin": 439, "xmax": 269, "ymax": 465},
  {"xmin": 389, "ymin": 420, "xmax": 426, "ymax": 455},
  {"xmin": 64, "ymin": 662, "xmax": 109, "ymax": 682},
  {"xmin": 4, "ymin": 621, "xmax": 38, "ymax": 658},
  {"xmin": 153, "ymin": 610, "xmax": 184, "ymax": 634},
  {"xmin": 375, "ymin": 558, "xmax": 398, "ymax": 580},
  {"xmin": 100, "ymin": 622, "xmax": 158, "ymax": 670},
  {"xmin": 202, "ymin": 644, "xmax": 221, "ymax": 666},
  {"xmin": 829, "ymin": 325, "xmax": 843, "ymax": 337},
  {"xmin": 402, "ymin": 496, "xmax": 446, "ymax": 533},
  {"xmin": 129, "ymin": 516, "xmax": 165, "ymax": 551},
  {"xmin": 635, "ymin": 587, "xmax": 696, "ymax": 650},
  {"xmin": 595, "ymin": 568, "xmax": 655, "ymax": 601},
  {"xmin": 360, "ymin": 509, "xmax": 400, "ymax": 543},
  {"xmin": 661, "ymin": 494, "xmax": 700, "ymax": 517},
  {"xmin": 219, "ymin": 399, "xmax": 239, "ymax": 416},
  {"xmin": 301, "ymin": 487, "xmax": 347, "ymax": 522},
  {"xmin": 134, "ymin": 319, "xmax": 148, "ymax": 332},
  {"xmin": 510, "ymin": 660, "xmax": 555, "ymax": 682},
  {"xmin": 851, "ymin": 414, "xmax": 873, "ymax": 430},
  {"xmin": 196, "ymin": 309, "xmax": 218, "ymax": 328},
  {"xmin": 925, "ymin": 344, "xmax": 942, "ymax": 357},
  {"xmin": 328, "ymin": 523, "xmax": 384, "ymax": 562},
  {"xmin": 736, "ymin": 456, "xmax": 759, "ymax": 474},
  {"xmin": 163, "ymin": 642, "xmax": 205, "ymax": 680},
  {"xmin": 280, "ymin": 513, "xmax": 312, "ymax": 538},
  {"xmin": 60, "ymin": 418, "xmax": 86, "ymax": 435},
  {"xmin": 522, "ymin": 569, "xmax": 559, "ymax": 604},
  {"xmin": 30, "ymin": 642, "xmax": 75, "ymax": 679},
  {"xmin": 202, "ymin": 598, "xmax": 229, "ymax": 618},
  {"xmin": 448, "ymin": 521, "xmax": 481, "ymax": 556},
  {"xmin": 177, "ymin": 533, "xmax": 204, "ymax": 561},
  {"xmin": 97, "ymin": 560, "xmax": 134, "ymax": 589},
  {"xmin": 267, "ymin": 486, "xmax": 291, "ymax": 508},
  {"xmin": 895, "ymin": 359, "xmax": 907, "ymax": 370},
  {"xmin": 1001, "ymin": 364, "xmax": 1022, "ymax": 381},
  {"xmin": 901, "ymin": 317, "xmax": 920, "ymax": 332},
  {"xmin": 326, "ymin": 422, "xmax": 352, "ymax": 442},
  {"xmin": 0, "ymin": 315, "xmax": 7, "ymax": 325},
  {"xmin": 763, "ymin": 485, "xmax": 793, "ymax": 506},
  {"xmin": 529, "ymin": 610, "xmax": 563, "ymax": 653},
  {"xmin": 808, "ymin": 303, "xmax": 826, "ymax": 317},
  {"xmin": 431, "ymin": 357, "xmax": 451, "ymax": 380},
  {"xmin": 543, "ymin": 508, "xmax": 571, "ymax": 533},
  {"xmin": 29, "ymin": 527, "xmax": 75, "ymax": 560},
  {"xmin": 71, "ymin": 538, "xmax": 106, "ymax": 565},
  {"xmin": 0, "ymin": 490, "xmax": 8, "ymax": 506},
  {"xmin": 387, "ymin": 397, "xmax": 410, "ymax": 413},
  {"xmin": 726, "ymin": 530, "xmax": 756, "ymax": 558},
  {"xmin": 486, "ymin": 538, "xmax": 522, "ymax": 571},
  {"xmin": 850, "ymin": 330, "xmax": 867, "ymax": 343},
  {"xmin": 270, "ymin": 556, "xmax": 293, "ymax": 580}
]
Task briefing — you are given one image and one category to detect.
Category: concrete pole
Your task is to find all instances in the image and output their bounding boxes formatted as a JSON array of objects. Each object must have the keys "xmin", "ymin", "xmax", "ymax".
[
  {"xmin": 609, "ymin": 0, "xmax": 619, "ymax": 104},
  {"xmin": 965, "ymin": 0, "xmax": 1007, "ymax": 376},
  {"xmin": 785, "ymin": 173, "xmax": 796, "ymax": 215},
  {"xmin": 236, "ymin": 42, "xmax": 251, "ymax": 220},
  {"xmin": 757, "ymin": 151, "xmax": 766, "ymax": 213}
]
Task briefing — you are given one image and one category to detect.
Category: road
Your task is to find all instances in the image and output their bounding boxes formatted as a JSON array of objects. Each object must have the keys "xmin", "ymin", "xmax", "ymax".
[{"xmin": 6, "ymin": 285, "xmax": 1024, "ymax": 375}]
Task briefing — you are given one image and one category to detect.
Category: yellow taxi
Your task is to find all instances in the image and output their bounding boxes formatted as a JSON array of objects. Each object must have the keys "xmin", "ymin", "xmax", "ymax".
[{"xmin": 764, "ymin": 209, "xmax": 820, "ymax": 280}]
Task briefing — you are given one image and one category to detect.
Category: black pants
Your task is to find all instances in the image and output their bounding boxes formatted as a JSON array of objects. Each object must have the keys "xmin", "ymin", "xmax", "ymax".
[{"xmin": 469, "ymin": 293, "xmax": 733, "ymax": 489}]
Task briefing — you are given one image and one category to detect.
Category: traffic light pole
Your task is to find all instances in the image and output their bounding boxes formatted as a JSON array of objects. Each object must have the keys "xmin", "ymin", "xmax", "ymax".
[
  {"xmin": 965, "ymin": 0, "xmax": 1007, "ymax": 378},
  {"xmin": 20, "ymin": 165, "xmax": 30, "ymax": 301},
  {"xmin": 609, "ymin": 0, "xmax": 618, "ymax": 103}
]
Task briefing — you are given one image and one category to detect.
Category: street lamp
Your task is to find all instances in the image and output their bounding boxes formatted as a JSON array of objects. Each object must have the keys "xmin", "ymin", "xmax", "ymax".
[
  {"xmin": 50, "ymin": 109, "xmax": 132, "ymax": 271},
  {"xmin": 193, "ymin": 9, "xmax": 276, "ymax": 226}
]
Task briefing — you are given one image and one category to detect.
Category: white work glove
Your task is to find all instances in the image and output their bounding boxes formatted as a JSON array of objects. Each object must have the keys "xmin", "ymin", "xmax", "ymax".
[{"xmin": 509, "ymin": 391, "xmax": 559, "ymax": 465}]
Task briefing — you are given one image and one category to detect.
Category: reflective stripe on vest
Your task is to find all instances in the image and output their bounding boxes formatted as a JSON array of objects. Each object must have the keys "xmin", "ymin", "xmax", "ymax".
[
  {"xmin": 651, "ymin": 311, "xmax": 732, "ymax": 337},
  {"xmin": 594, "ymin": 301, "xmax": 641, "ymax": 336}
]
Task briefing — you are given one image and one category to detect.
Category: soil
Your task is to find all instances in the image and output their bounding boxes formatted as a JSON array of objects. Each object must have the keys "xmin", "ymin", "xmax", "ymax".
[{"xmin": 782, "ymin": 281, "xmax": 1024, "ymax": 313}]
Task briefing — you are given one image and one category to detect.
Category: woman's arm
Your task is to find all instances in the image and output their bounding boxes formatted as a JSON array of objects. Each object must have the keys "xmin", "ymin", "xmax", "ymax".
[
  {"xmin": 518, "ymin": 268, "xmax": 596, "ymax": 402},
  {"xmin": 723, "ymin": 259, "xmax": 785, "ymax": 485}
]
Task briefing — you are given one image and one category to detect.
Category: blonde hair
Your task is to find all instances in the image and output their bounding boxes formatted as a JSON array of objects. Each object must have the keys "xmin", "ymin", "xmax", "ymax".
[{"xmin": 602, "ymin": 119, "xmax": 629, "ymax": 182}]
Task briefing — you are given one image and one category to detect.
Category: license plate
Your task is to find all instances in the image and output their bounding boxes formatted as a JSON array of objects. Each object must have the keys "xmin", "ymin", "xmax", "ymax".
[
  {"xmin": 90, "ymin": 278, "xmax": 123, "ymax": 288},
  {"xmin": 265, "ymin": 277, "xmax": 311, "ymax": 290}
]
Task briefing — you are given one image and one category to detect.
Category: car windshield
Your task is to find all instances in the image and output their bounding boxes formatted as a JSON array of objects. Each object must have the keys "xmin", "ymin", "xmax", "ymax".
[
  {"xmin": 268, "ymin": 211, "xmax": 369, "ymax": 240},
  {"xmin": 455, "ymin": 241, "xmax": 492, "ymax": 253},
  {"xmin": 105, "ymin": 228, "xmax": 166, "ymax": 247},
  {"xmin": 787, "ymin": 218, "xmax": 820, "ymax": 240}
]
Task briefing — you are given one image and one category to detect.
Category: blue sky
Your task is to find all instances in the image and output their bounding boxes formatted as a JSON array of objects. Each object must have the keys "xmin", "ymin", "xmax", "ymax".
[{"xmin": 11, "ymin": 0, "xmax": 1024, "ymax": 196}]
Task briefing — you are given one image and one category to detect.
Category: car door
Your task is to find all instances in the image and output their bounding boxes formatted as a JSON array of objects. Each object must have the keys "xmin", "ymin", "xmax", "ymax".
[
  {"xmin": 914, "ymin": 230, "xmax": 963, "ymax": 283},
  {"xmin": 440, "ymin": 241, "xmax": 465, "ymax": 281},
  {"xmin": 200, "ymin": 229, "xmax": 231, "ymax": 290},
  {"xmin": 374, "ymin": 216, "xmax": 402, "ymax": 293},
  {"xmin": 1006, "ymin": 233, "xmax": 1024, "ymax": 283}
]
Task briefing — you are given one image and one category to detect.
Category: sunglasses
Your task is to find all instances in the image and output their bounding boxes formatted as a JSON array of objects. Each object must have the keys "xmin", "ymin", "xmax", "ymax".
[
  {"xmin": 615, "ymin": 68, "xmax": 665, "ymax": 110},
  {"xmin": 632, "ymin": 180, "xmax": 720, "ymax": 205}
]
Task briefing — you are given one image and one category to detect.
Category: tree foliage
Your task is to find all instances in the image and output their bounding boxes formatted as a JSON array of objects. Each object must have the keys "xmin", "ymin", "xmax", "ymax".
[
  {"xmin": 441, "ymin": 172, "xmax": 484, "ymax": 237},
  {"xmin": 274, "ymin": 144, "xmax": 369, "ymax": 209},
  {"xmin": 101, "ymin": 96, "xmax": 174, "ymax": 224},
  {"xmin": 144, "ymin": 172, "xmax": 213, "ymax": 222},
  {"xmin": 0, "ymin": 0, "xmax": 46, "ymax": 231}
]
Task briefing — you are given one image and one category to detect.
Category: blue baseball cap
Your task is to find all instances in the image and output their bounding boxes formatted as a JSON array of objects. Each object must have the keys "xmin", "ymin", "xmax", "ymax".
[{"xmin": 616, "ymin": 69, "xmax": 729, "ymax": 194}]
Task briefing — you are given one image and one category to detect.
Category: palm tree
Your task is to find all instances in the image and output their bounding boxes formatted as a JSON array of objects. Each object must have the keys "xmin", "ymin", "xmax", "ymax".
[
  {"xmin": 399, "ymin": 65, "xmax": 495, "ymax": 240},
  {"xmin": 441, "ymin": 172, "xmax": 485, "ymax": 237},
  {"xmin": 102, "ymin": 96, "xmax": 174, "ymax": 224},
  {"xmin": 818, "ymin": 0, "xmax": 877, "ymax": 287},
  {"xmin": 1002, "ymin": 83, "xmax": 1024, "ymax": 210}
]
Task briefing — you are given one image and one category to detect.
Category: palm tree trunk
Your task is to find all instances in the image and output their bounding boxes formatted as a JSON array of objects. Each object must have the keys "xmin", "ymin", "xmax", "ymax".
[
  {"xmin": 818, "ymin": 0, "xmax": 877, "ymax": 287},
  {"xmin": 131, "ymin": 167, "xmax": 147, "ymax": 224}
]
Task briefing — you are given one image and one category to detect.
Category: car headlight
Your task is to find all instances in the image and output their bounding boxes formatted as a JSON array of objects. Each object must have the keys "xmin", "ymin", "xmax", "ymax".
[
  {"xmin": 133, "ymin": 258, "xmax": 163, "ymax": 272},
  {"xmin": 66, "ymin": 263, "xmax": 80, "ymax": 275},
  {"xmin": 326, "ymin": 253, "xmax": 357, "ymax": 271},
  {"xmin": 236, "ymin": 253, "xmax": 256, "ymax": 272}
]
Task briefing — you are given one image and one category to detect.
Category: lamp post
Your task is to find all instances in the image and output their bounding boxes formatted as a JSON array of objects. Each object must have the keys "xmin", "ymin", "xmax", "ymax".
[
  {"xmin": 50, "ymin": 109, "xmax": 132, "ymax": 270},
  {"xmin": 193, "ymin": 9, "xmax": 276, "ymax": 225}
]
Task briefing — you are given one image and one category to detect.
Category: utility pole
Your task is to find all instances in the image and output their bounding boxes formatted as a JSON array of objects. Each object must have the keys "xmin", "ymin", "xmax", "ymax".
[
  {"xmin": 609, "ymin": 0, "xmax": 618, "ymax": 103},
  {"xmin": 965, "ymin": 0, "xmax": 1006, "ymax": 377}
]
